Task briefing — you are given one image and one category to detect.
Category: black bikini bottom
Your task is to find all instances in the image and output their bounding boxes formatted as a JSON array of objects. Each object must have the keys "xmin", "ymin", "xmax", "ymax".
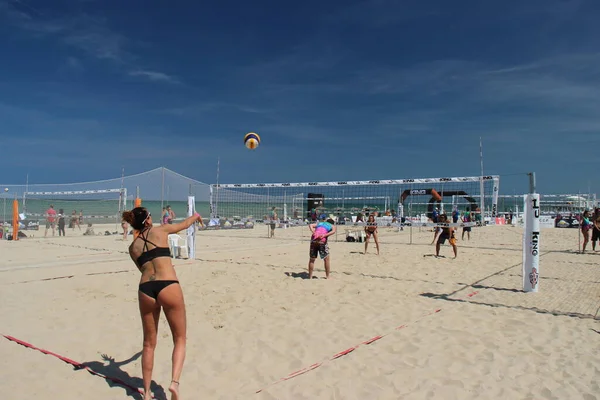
[{"xmin": 139, "ymin": 280, "xmax": 179, "ymax": 299}]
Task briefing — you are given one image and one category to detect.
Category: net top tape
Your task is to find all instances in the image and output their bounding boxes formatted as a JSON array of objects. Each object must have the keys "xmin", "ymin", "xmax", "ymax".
[
  {"xmin": 24, "ymin": 189, "xmax": 124, "ymax": 196},
  {"xmin": 213, "ymin": 175, "xmax": 500, "ymax": 189}
]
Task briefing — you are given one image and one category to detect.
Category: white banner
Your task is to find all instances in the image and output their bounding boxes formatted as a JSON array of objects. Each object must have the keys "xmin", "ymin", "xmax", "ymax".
[
  {"xmin": 492, "ymin": 177, "xmax": 500, "ymax": 217},
  {"xmin": 539, "ymin": 216, "xmax": 555, "ymax": 229},
  {"xmin": 187, "ymin": 196, "xmax": 196, "ymax": 259},
  {"xmin": 522, "ymin": 193, "xmax": 540, "ymax": 292}
]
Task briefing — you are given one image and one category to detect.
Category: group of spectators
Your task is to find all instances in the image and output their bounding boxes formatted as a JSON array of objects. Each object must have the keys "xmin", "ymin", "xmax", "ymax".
[{"xmin": 44, "ymin": 205, "xmax": 84, "ymax": 237}]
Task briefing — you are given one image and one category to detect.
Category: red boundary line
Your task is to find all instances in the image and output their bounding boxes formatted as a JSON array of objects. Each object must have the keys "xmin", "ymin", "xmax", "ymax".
[
  {"xmin": 2, "ymin": 285, "xmax": 482, "ymax": 397},
  {"xmin": 256, "ymin": 291, "xmax": 481, "ymax": 394},
  {"xmin": 1, "ymin": 335, "xmax": 150, "ymax": 398}
]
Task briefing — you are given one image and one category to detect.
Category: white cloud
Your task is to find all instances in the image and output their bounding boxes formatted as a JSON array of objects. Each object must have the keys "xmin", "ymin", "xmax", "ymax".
[
  {"xmin": 163, "ymin": 101, "xmax": 272, "ymax": 116},
  {"xmin": 65, "ymin": 56, "xmax": 83, "ymax": 71},
  {"xmin": 129, "ymin": 70, "xmax": 181, "ymax": 84},
  {"xmin": 1, "ymin": 3, "xmax": 177, "ymax": 83}
]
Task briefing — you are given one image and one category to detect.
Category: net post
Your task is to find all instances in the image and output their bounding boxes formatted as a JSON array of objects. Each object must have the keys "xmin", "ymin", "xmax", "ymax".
[
  {"xmin": 161, "ymin": 167, "xmax": 165, "ymax": 211},
  {"xmin": 528, "ymin": 172, "xmax": 537, "ymax": 194},
  {"xmin": 523, "ymin": 172, "xmax": 540, "ymax": 292},
  {"xmin": 2, "ymin": 187, "xmax": 8, "ymax": 229},
  {"xmin": 187, "ymin": 194, "xmax": 196, "ymax": 259},
  {"xmin": 135, "ymin": 186, "xmax": 141, "ymax": 207}
]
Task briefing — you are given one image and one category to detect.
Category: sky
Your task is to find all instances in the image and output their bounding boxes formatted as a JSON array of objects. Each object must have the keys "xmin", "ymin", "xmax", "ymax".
[{"xmin": 0, "ymin": 0, "xmax": 599, "ymax": 196}]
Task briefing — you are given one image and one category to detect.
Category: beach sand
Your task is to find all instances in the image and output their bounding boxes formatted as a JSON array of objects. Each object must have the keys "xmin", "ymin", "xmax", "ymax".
[{"xmin": 0, "ymin": 223, "xmax": 598, "ymax": 400}]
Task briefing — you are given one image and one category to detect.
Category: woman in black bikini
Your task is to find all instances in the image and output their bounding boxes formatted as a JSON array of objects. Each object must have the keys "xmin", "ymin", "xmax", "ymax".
[
  {"xmin": 364, "ymin": 214, "xmax": 380, "ymax": 255},
  {"xmin": 122, "ymin": 207, "xmax": 203, "ymax": 400}
]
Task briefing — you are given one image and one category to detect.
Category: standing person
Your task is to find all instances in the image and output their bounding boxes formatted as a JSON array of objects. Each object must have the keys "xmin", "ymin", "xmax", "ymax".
[
  {"xmin": 44, "ymin": 205, "xmax": 57, "ymax": 237},
  {"xmin": 122, "ymin": 219, "xmax": 129, "ymax": 241},
  {"xmin": 474, "ymin": 207, "xmax": 483, "ymax": 226},
  {"xmin": 432, "ymin": 214, "xmax": 458, "ymax": 258},
  {"xmin": 269, "ymin": 206, "xmax": 277, "ymax": 238},
  {"xmin": 592, "ymin": 208, "xmax": 600, "ymax": 252},
  {"xmin": 461, "ymin": 207, "xmax": 472, "ymax": 241},
  {"xmin": 167, "ymin": 205, "xmax": 176, "ymax": 224},
  {"xmin": 122, "ymin": 207, "xmax": 202, "ymax": 400},
  {"xmin": 580, "ymin": 210, "xmax": 593, "ymax": 254},
  {"xmin": 70, "ymin": 210, "xmax": 77, "ymax": 230},
  {"xmin": 431, "ymin": 207, "xmax": 440, "ymax": 223},
  {"xmin": 57, "ymin": 209, "xmax": 66, "ymax": 237},
  {"xmin": 161, "ymin": 207, "xmax": 169, "ymax": 225},
  {"xmin": 308, "ymin": 217, "xmax": 336, "ymax": 279},
  {"xmin": 364, "ymin": 214, "xmax": 380, "ymax": 255},
  {"xmin": 452, "ymin": 206, "xmax": 460, "ymax": 223},
  {"xmin": 78, "ymin": 210, "xmax": 84, "ymax": 228}
]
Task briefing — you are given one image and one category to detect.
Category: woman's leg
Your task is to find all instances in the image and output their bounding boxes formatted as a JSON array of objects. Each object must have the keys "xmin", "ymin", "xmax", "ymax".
[
  {"xmin": 582, "ymin": 231, "xmax": 589, "ymax": 253},
  {"xmin": 158, "ymin": 284, "xmax": 187, "ymax": 400},
  {"xmin": 364, "ymin": 234, "xmax": 369, "ymax": 254},
  {"xmin": 308, "ymin": 257, "xmax": 316, "ymax": 279},
  {"xmin": 138, "ymin": 292, "xmax": 161, "ymax": 400},
  {"xmin": 373, "ymin": 232, "xmax": 380, "ymax": 255}
]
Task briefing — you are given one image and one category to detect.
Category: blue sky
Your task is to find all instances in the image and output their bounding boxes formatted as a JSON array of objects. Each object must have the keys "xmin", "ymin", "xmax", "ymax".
[{"xmin": 0, "ymin": 0, "xmax": 598, "ymax": 196}]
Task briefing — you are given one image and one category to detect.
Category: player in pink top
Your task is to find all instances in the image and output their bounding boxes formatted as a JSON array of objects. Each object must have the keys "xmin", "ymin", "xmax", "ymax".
[
  {"xmin": 308, "ymin": 216, "xmax": 336, "ymax": 279},
  {"xmin": 45, "ymin": 205, "xmax": 57, "ymax": 237}
]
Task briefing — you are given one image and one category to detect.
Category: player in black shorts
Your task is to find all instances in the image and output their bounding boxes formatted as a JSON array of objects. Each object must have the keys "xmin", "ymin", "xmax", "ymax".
[
  {"xmin": 308, "ymin": 217, "xmax": 337, "ymax": 279},
  {"xmin": 592, "ymin": 208, "xmax": 600, "ymax": 251},
  {"xmin": 364, "ymin": 214, "xmax": 380, "ymax": 255},
  {"xmin": 432, "ymin": 214, "xmax": 458, "ymax": 258},
  {"xmin": 461, "ymin": 207, "xmax": 472, "ymax": 241}
]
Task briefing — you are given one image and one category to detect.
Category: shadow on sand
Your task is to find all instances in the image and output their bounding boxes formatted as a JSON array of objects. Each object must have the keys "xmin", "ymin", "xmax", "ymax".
[
  {"xmin": 285, "ymin": 271, "xmax": 315, "ymax": 279},
  {"xmin": 76, "ymin": 352, "xmax": 167, "ymax": 400}
]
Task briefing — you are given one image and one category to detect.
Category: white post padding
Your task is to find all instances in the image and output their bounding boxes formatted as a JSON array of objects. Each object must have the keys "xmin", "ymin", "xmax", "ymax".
[
  {"xmin": 187, "ymin": 196, "xmax": 196, "ymax": 259},
  {"xmin": 522, "ymin": 193, "xmax": 540, "ymax": 292},
  {"xmin": 492, "ymin": 177, "xmax": 500, "ymax": 217}
]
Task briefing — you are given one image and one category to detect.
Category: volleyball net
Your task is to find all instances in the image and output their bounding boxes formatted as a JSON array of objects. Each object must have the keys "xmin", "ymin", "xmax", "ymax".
[
  {"xmin": 0, "ymin": 168, "xmax": 211, "ymax": 230},
  {"xmin": 210, "ymin": 174, "xmax": 501, "ymax": 227}
]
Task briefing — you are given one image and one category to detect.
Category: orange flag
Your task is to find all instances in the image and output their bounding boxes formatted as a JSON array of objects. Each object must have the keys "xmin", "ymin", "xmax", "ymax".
[{"xmin": 12, "ymin": 199, "xmax": 19, "ymax": 241}]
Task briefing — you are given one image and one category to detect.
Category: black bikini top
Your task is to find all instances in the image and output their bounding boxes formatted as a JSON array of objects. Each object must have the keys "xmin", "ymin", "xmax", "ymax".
[{"xmin": 136, "ymin": 228, "xmax": 171, "ymax": 266}]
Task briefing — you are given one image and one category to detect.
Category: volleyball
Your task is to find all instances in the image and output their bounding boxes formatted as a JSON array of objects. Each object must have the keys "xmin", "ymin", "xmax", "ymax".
[{"xmin": 244, "ymin": 132, "xmax": 260, "ymax": 150}]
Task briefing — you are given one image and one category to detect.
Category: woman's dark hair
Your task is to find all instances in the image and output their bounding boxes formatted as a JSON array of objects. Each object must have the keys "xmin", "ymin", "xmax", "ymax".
[{"xmin": 122, "ymin": 207, "xmax": 149, "ymax": 230}]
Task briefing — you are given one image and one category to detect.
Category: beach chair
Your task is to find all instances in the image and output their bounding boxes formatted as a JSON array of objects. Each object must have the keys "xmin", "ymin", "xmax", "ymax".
[{"xmin": 168, "ymin": 234, "xmax": 188, "ymax": 259}]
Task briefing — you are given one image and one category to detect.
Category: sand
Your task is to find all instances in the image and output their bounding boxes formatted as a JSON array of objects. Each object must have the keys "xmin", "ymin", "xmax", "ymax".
[{"xmin": 0, "ymin": 223, "xmax": 598, "ymax": 400}]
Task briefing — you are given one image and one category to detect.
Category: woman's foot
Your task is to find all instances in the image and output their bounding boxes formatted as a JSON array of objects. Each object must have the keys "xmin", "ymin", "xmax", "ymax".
[
  {"xmin": 142, "ymin": 390, "xmax": 153, "ymax": 400},
  {"xmin": 169, "ymin": 380, "xmax": 180, "ymax": 400}
]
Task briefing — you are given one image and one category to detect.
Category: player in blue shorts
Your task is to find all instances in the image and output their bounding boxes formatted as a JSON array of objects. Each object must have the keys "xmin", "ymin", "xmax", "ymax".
[{"xmin": 308, "ymin": 217, "xmax": 336, "ymax": 279}]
